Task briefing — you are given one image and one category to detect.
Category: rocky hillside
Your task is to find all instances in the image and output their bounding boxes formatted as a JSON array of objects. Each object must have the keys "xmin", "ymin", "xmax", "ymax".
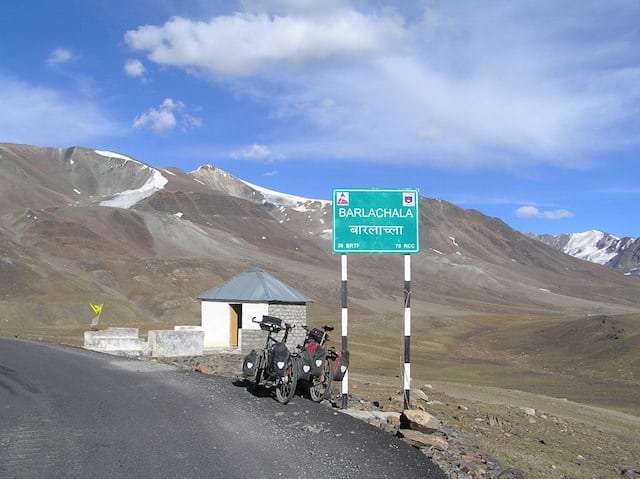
[
  {"xmin": 1, "ymin": 143, "xmax": 640, "ymax": 342},
  {"xmin": 536, "ymin": 230, "xmax": 639, "ymax": 277}
]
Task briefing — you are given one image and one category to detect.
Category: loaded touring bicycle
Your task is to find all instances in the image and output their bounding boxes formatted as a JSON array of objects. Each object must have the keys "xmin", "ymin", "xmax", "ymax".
[
  {"xmin": 297, "ymin": 325, "xmax": 350, "ymax": 402},
  {"xmin": 242, "ymin": 315, "xmax": 298, "ymax": 404}
]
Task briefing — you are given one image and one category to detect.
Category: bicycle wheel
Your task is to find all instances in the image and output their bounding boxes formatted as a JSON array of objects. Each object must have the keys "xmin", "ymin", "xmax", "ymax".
[{"xmin": 275, "ymin": 358, "xmax": 298, "ymax": 404}]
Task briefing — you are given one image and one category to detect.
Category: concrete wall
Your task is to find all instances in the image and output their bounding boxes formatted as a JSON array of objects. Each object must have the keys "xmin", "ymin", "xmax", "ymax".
[
  {"xmin": 267, "ymin": 304, "xmax": 307, "ymax": 351},
  {"xmin": 201, "ymin": 301, "xmax": 230, "ymax": 348},
  {"xmin": 148, "ymin": 330, "xmax": 204, "ymax": 357},
  {"xmin": 84, "ymin": 328, "xmax": 147, "ymax": 355},
  {"xmin": 88, "ymin": 338, "xmax": 149, "ymax": 354},
  {"xmin": 241, "ymin": 303, "xmax": 268, "ymax": 330},
  {"xmin": 174, "ymin": 325, "xmax": 204, "ymax": 331},
  {"xmin": 84, "ymin": 327, "xmax": 139, "ymax": 345}
]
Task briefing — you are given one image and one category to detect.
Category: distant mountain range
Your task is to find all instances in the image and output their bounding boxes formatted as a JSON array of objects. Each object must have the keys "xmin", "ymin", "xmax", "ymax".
[
  {"xmin": 1, "ymin": 143, "xmax": 639, "ymax": 343},
  {"xmin": 535, "ymin": 231, "xmax": 639, "ymax": 277}
]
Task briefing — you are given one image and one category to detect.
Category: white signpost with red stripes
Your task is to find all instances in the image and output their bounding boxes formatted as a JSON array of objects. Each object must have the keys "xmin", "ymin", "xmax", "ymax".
[{"xmin": 332, "ymin": 189, "xmax": 420, "ymax": 410}]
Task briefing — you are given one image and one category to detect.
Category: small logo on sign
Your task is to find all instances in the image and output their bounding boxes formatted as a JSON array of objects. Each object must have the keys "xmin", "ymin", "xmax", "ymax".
[
  {"xmin": 336, "ymin": 191, "xmax": 349, "ymax": 205},
  {"xmin": 403, "ymin": 192, "xmax": 415, "ymax": 206}
]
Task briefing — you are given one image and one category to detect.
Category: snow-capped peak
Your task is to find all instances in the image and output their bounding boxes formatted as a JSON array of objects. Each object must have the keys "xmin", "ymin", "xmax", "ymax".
[
  {"xmin": 537, "ymin": 230, "xmax": 639, "ymax": 276},
  {"xmin": 190, "ymin": 164, "xmax": 216, "ymax": 174},
  {"xmin": 563, "ymin": 230, "xmax": 620, "ymax": 265}
]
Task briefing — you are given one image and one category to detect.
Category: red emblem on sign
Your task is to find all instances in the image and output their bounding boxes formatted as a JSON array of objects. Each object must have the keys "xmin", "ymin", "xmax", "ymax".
[{"xmin": 403, "ymin": 192, "xmax": 415, "ymax": 206}]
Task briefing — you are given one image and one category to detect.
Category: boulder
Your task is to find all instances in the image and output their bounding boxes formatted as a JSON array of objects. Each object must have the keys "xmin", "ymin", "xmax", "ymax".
[
  {"xmin": 411, "ymin": 388, "xmax": 429, "ymax": 402},
  {"xmin": 341, "ymin": 409, "xmax": 401, "ymax": 427},
  {"xmin": 397, "ymin": 430, "xmax": 448, "ymax": 450},
  {"xmin": 400, "ymin": 409, "xmax": 442, "ymax": 434},
  {"xmin": 380, "ymin": 422, "xmax": 399, "ymax": 434},
  {"xmin": 520, "ymin": 407, "xmax": 536, "ymax": 416}
]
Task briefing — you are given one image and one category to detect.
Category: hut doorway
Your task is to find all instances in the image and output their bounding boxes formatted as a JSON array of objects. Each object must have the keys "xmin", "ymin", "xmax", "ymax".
[{"xmin": 229, "ymin": 304, "xmax": 242, "ymax": 347}]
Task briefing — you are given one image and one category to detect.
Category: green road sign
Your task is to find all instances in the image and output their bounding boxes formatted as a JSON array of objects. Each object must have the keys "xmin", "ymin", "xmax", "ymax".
[{"xmin": 332, "ymin": 189, "xmax": 420, "ymax": 254}]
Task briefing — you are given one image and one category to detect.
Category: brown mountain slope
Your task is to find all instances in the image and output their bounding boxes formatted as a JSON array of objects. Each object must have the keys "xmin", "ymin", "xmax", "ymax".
[{"xmin": 1, "ymin": 142, "xmax": 639, "ymax": 344}]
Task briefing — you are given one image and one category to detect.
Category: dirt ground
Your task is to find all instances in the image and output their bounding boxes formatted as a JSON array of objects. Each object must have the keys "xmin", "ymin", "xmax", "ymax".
[
  {"xmin": 340, "ymin": 313, "xmax": 640, "ymax": 478},
  {"xmin": 348, "ymin": 374, "xmax": 640, "ymax": 479}
]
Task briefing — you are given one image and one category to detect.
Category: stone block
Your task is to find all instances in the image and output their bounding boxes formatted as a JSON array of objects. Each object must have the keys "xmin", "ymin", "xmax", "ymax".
[
  {"xmin": 83, "ymin": 327, "xmax": 148, "ymax": 356},
  {"xmin": 148, "ymin": 330, "xmax": 204, "ymax": 357},
  {"xmin": 84, "ymin": 328, "xmax": 139, "ymax": 348}
]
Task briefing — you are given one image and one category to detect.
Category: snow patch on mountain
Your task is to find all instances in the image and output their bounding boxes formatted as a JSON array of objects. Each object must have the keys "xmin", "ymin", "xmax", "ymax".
[
  {"xmin": 100, "ymin": 168, "xmax": 168, "ymax": 209},
  {"xmin": 240, "ymin": 179, "xmax": 329, "ymax": 210},
  {"xmin": 320, "ymin": 229, "xmax": 332, "ymax": 240},
  {"xmin": 95, "ymin": 150, "xmax": 146, "ymax": 169}
]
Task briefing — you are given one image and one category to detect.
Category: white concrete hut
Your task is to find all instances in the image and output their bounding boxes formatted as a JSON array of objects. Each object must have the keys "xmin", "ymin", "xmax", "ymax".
[{"xmin": 198, "ymin": 267, "xmax": 311, "ymax": 351}]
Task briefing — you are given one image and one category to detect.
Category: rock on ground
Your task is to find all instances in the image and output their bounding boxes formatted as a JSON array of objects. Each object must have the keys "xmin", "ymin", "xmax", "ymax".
[
  {"xmin": 401, "ymin": 409, "xmax": 443, "ymax": 434},
  {"xmin": 398, "ymin": 430, "xmax": 449, "ymax": 450}
]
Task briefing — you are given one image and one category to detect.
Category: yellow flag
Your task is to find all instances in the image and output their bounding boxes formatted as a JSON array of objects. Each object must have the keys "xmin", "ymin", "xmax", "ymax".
[{"xmin": 90, "ymin": 303, "xmax": 103, "ymax": 315}]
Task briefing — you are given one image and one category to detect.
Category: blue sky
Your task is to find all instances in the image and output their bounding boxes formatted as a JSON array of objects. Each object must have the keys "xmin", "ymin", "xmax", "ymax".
[{"xmin": 1, "ymin": 0, "xmax": 639, "ymax": 237}]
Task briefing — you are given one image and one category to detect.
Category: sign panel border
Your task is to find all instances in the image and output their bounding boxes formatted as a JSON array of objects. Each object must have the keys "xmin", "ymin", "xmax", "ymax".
[{"xmin": 332, "ymin": 188, "xmax": 420, "ymax": 255}]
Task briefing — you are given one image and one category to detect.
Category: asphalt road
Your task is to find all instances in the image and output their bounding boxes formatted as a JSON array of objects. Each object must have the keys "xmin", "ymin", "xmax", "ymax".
[{"xmin": 0, "ymin": 338, "xmax": 446, "ymax": 479}]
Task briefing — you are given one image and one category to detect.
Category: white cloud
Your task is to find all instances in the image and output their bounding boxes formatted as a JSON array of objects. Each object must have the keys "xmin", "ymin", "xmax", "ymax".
[
  {"xmin": 0, "ymin": 75, "xmax": 119, "ymax": 145},
  {"xmin": 124, "ymin": 59, "xmax": 146, "ymax": 78},
  {"xmin": 125, "ymin": 10, "xmax": 405, "ymax": 76},
  {"xmin": 47, "ymin": 48, "xmax": 74, "ymax": 66},
  {"xmin": 124, "ymin": 2, "xmax": 640, "ymax": 166},
  {"xmin": 133, "ymin": 98, "xmax": 202, "ymax": 133},
  {"xmin": 232, "ymin": 143, "xmax": 280, "ymax": 160},
  {"xmin": 262, "ymin": 170, "xmax": 278, "ymax": 177},
  {"xmin": 516, "ymin": 205, "xmax": 574, "ymax": 220},
  {"xmin": 241, "ymin": 0, "xmax": 349, "ymax": 16}
]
